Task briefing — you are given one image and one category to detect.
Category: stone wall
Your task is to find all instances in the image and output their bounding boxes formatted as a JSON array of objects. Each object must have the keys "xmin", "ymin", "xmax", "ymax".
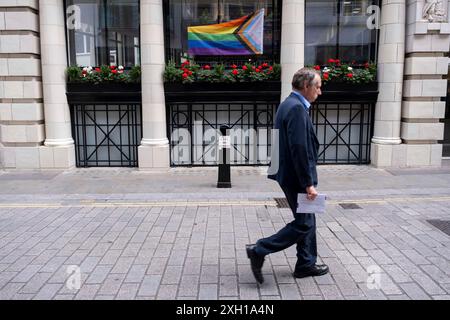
[{"xmin": 0, "ymin": 0, "xmax": 44, "ymax": 168}]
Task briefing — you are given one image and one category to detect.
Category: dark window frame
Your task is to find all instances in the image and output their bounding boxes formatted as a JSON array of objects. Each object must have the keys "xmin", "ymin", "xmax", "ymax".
[
  {"xmin": 162, "ymin": 0, "xmax": 282, "ymax": 66},
  {"xmin": 64, "ymin": 0, "xmax": 141, "ymax": 68}
]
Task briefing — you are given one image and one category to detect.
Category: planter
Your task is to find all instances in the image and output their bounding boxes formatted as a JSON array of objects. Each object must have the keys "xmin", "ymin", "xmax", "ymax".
[
  {"xmin": 318, "ymin": 82, "xmax": 378, "ymax": 103},
  {"xmin": 164, "ymin": 81, "xmax": 281, "ymax": 103},
  {"xmin": 66, "ymin": 82, "xmax": 141, "ymax": 104}
]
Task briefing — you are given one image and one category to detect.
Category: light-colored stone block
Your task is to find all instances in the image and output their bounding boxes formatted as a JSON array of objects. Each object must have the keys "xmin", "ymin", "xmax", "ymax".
[
  {"xmin": 421, "ymin": 79, "xmax": 447, "ymax": 97},
  {"xmin": 371, "ymin": 143, "xmax": 393, "ymax": 167},
  {"xmin": 402, "ymin": 80, "xmax": 422, "ymax": 98},
  {"xmin": 15, "ymin": 147, "xmax": 40, "ymax": 169},
  {"xmin": 138, "ymin": 144, "xmax": 170, "ymax": 169},
  {"xmin": 402, "ymin": 101, "xmax": 434, "ymax": 118},
  {"xmin": 430, "ymin": 144, "xmax": 443, "ymax": 166},
  {"xmin": 7, "ymin": 58, "xmax": 41, "ymax": 76},
  {"xmin": 377, "ymin": 102, "xmax": 402, "ymax": 121},
  {"xmin": 377, "ymin": 82, "xmax": 397, "ymax": 102},
  {"xmin": 404, "ymin": 57, "xmax": 436, "ymax": 75},
  {"xmin": 436, "ymin": 57, "xmax": 449, "ymax": 74},
  {"xmin": 0, "ymin": 12, "xmax": 5, "ymax": 31},
  {"xmin": 53, "ymin": 145, "xmax": 76, "ymax": 168},
  {"xmin": 0, "ymin": 34, "xmax": 20, "ymax": 53},
  {"xmin": 433, "ymin": 101, "xmax": 446, "ymax": 118},
  {"xmin": 401, "ymin": 122, "xmax": 444, "ymax": 140},
  {"xmin": 405, "ymin": 144, "xmax": 431, "ymax": 166},
  {"xmin": 0, "ymin": 1, "xmax": 38, "ymax": 9},
  {"xmin": 406, "ymin": 34, "xmax": 432, "ymax": 53},
  {"xmin": 0, "ymin": 146, "xmax": 16, "ymax": 168},
  {"xmin": 378, "ymin": 63, "xmax": 403, "ymax": 83},
  {"xmin": 431, "ymin": 34, "xmax": 450, "ymax": 52},
  {"xmin": 3, "ymin": 81, "xmax": 24, "ymax": 99},
  {"xmin": 23, "ymin": 80, "xmax": 42, "ymax": 99},
  {"xmin": 0, "ymin": 58, "xmax": 8, "ymax": 76},
  {"xmin": 12, "ymin": 103, "xmax": 44, "ymax": 121},
  {"xmin": 4, "ymin": 11, "xmax": 38, "ymax": 32},
  {"xmin": 38, "ymin": 145, "xmax": 54, "ymax": 168},
  {"xmin": 391, "ymin": 144, "xmax": 407, "ymax": 167},
  {"xmin": 0, "ymin": 103, "xmax": 12, "ymax": 121},
  {"xmin": 26, "ymin": 124, "xmax": 45, "ymax": 142}
]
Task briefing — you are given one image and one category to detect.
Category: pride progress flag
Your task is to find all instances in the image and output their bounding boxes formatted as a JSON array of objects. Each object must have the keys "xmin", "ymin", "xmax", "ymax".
[{"xmin": 187, "ymin": 9, "xmax": 264, "ymax": 56}]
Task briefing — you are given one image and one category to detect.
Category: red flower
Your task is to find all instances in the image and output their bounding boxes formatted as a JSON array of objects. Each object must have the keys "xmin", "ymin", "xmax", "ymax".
[
  {"xmin": 81, "ymin": 70, "xmax": 87, "ymax": 75},
  {"xmin": 231, "ymin": 64, "xmax": 237, "ymax": 69},
  {"xmin": 346, "ymin": 73, "xmax": 353, "ymax": 78},
  {"xmin": 262, "ymin": 63, "xmax": 269, "ymax": 68},
  {"xmin": 203, "ymin": 65, "xmax": 210, "ymax": 70},
  {"xmin": 111, "ymin": 69, "xmax": 117, "ymax": 74},
  {"xmin": 269, "ymin": 66, "xmax": 273, "ymax": 71},
  {"xmin": 95, "ymin": 68, "xmax": 101, "ymax": 72},
  {"xmin": 313, "ymin": 65, "xmax": 320, "ymax": 71},
  {"xmin": 323, "ymin": 73, "xmax": 329, "ymax": 80},
  {"xmin": 182, "ymin": 73, "xmax": 188, "ymax": 79},
  {"xmin": 182, "ymin": 61, "xmax": 190, "ymax": 67},
  {"xmin": 255, "ymin": 68, "xmax": 261, "ymax": 73},
  {"xmin": 188, "ymin": 71, "xmax": 193, "ymax": 75},
  {"xmin": 242, "ymin": 65, "xmax": 248, "ymax": 70},
  {"xmin": 335, "ymin": 59, "xmax": 340, "ymax": 64},
  {"xmin": 252, "ymin": 66, "xmax": 256, "ymax": 70},
  {"xmin": 110, "ymin": 65, "xmax": 116, "ymax": 70},
  {"xmin": 232, "ymin": 69, "xmax": 238, "ymax": 75},
  {"xmin": 364, "ymin": 62, "xmax": 370, "ymax": 69},
  {"xmin": 328, "ymin": 59, "xmax": 335, "ymax": 63}
]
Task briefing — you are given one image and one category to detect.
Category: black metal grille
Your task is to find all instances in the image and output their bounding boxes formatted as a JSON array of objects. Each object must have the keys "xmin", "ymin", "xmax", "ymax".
[
  {"xmin": 169, "ymin": 103, "xmax": 276, "ymax": 166},
  {"xmin": 274, "ymin": 198, "xmax": 290, "ymax": 208},
  {"xmin": 310, "ymin": 102, "xmax": 374, "ymax": 164},
  {"xmin": 71, "ymin": 104, "xmax": 142, "ymax": 167},
  {"xmin": 339, "ymin": 203, "xmax": 362, "ymax": 209},
  {"xmin": 426, "ymin": 220, "xmax": 450, "ymax": 236}
]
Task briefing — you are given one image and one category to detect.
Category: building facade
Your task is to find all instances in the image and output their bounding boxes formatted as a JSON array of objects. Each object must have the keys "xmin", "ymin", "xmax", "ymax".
[{"xmin": 0, "ymin": 0, "xmax": 449, "ymax": 169}]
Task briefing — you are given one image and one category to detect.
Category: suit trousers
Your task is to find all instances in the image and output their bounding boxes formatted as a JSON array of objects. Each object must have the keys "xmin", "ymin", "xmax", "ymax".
[{"xmin": 254, "ymin": 186, "xmax": 317, "ymax": 270}]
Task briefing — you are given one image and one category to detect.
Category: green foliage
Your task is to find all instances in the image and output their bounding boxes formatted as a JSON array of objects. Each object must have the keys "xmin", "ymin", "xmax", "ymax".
[
  {"xmin": 66, "ymin": 65, "xmax": 82, "ymax": 83},
  {"xmin": 65, "ymin": 65, "xmax": 140, "ymax": 84},
  {"xmin": 309, "ymin": 59, "xmax": 377, "ymax": 84},
  {"xmin": 163, "ymin": 60, "xmax": 281, "ymax": 84}
]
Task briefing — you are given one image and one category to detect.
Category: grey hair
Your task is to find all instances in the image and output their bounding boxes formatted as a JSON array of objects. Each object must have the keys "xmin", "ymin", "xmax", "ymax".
[{"xmin": 291, "ymin": 67, "xmax": 320, "ymax": 90}]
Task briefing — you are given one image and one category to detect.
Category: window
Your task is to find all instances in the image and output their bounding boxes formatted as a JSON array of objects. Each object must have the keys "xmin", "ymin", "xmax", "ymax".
[
  {"xmin": 305, "ymin": 0, "xmax": 379, "ymax": 66},
  {"xmin": 163, "ymin": 0, "xmax": 281, "ymax": 65},
  {"xmin": 66, "ymin": 0, "xmax": 140, "ymax": 67}
]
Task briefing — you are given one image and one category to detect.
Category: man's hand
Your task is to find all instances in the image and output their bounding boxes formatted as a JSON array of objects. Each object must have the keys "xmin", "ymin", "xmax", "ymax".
[{"xmin": 306, "ymin": 185, "xmax": 318, "ymax": 201}]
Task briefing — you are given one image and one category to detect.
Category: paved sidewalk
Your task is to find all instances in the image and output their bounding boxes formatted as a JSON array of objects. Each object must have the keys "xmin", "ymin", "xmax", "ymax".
[{"xmin": 0, "ymin": 163, "xmax": 449, "ymax": 300}]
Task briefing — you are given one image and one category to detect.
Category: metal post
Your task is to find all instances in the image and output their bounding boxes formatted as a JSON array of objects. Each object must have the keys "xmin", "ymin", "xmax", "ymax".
[{"xmin": 217, "ymin": 124, "xmax": 231, "ymax": 188}]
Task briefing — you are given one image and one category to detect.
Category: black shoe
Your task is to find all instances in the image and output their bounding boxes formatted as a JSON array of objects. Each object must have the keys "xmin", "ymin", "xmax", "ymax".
[
  {"xmin": 293, "ymin": 264, "xmax": 329, "ymax": 279},
  {"xmin": 246, "ymin": 244, "xmax": 265, "ymax": 284}
]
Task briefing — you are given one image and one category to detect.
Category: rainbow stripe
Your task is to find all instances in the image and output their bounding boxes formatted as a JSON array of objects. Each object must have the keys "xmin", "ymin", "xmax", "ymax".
[{"xmin": 188, "ymin": 9, "xmax": 264, "ymax": 56}]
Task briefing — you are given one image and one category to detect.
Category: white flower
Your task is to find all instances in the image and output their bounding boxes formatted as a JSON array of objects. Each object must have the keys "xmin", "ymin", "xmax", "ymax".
[
  {"xmin": 118, "ymin": 65, "xmax": 124, "ymax": 70},
  {"xmin": 347, "ymin": 67, "xmax": 353, "ymax": 71},
  {"xmin": 82, "ymin": 67, "xmax": 88, "ymax": 72},
  {"xmin": 323, "ymin": 67, "xmax": 330, "ymax": 72}
]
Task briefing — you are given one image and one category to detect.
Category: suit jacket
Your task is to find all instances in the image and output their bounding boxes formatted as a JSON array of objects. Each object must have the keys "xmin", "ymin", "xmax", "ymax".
[{"xmin": 268, "ymin": 92, "xmax": 319, "ymax": 193}]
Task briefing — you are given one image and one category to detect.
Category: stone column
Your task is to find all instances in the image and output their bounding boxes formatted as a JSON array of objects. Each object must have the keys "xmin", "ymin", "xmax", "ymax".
[
  {"xmin": 371, "ymin": 0, "xmax": 406, "ymax": 167},
  {"xmin": 280, "ymin": 0, "xmax": 305, "ymax": 100},
  {"xmin": 399, "ymin": 0, "xmax": 449, "ymax": 166},
  {"xmin": 39, "ymin": 0, "xmax": 75, "ymax": 168},
  {"xmin": 138, "ymin": 0, "xmax": 170, "ymax": 170}
]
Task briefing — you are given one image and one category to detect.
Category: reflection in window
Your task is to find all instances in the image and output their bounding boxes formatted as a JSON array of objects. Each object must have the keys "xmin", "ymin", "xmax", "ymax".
[
  {"xmin": 66, "ymin": 0, "xmax": 140, "ymax": 67},
  {"xmin": 164, "ymin": 0, "xmax": 281, "ymax": 65},
  {"xmin": 305, "ymin": 0, "xmax": 379, "ymax": 66}
]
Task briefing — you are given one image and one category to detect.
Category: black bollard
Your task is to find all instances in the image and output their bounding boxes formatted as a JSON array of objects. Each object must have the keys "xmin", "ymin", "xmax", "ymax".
[{"xmin": 217, "ymin": 124, "xmax": 231, "ymax": 188}]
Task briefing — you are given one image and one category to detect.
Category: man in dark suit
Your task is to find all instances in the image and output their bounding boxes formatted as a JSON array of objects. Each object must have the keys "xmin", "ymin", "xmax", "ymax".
[{"xmin": 246, "ymin": 67, "xmax": 329, "ymax": 284}]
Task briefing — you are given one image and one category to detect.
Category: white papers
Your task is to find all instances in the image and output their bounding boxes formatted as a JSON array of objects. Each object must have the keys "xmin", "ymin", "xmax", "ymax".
[{"xmin": 296, "ymin": 193, "xmax": 327, "ymax": 214}]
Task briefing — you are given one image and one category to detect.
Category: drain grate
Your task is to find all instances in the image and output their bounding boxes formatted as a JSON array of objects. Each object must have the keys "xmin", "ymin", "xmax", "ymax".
[
  {"xmin": 339, "ymin": 203, "xmax": 362, "ymax": 210},
  {"xmin": 274, "ymin": 198, "xmax": 290, "ymax": 208},
  {"xmin": 426, "ymin": 220, "xmax": 450, "ymax": 236}
]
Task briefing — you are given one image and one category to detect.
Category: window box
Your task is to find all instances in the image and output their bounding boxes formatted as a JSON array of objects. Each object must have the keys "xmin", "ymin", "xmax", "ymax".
[
  {"xmin": 66, "ymin": 82, "xmax": 141, "ymax": 104},
  {"xmin": 164, "ymin": 81, "xmax": 281, "ymax": 103},
  {"xmin": 319, "ymin": 82, "xmax": 378, "ymax": 103}
]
